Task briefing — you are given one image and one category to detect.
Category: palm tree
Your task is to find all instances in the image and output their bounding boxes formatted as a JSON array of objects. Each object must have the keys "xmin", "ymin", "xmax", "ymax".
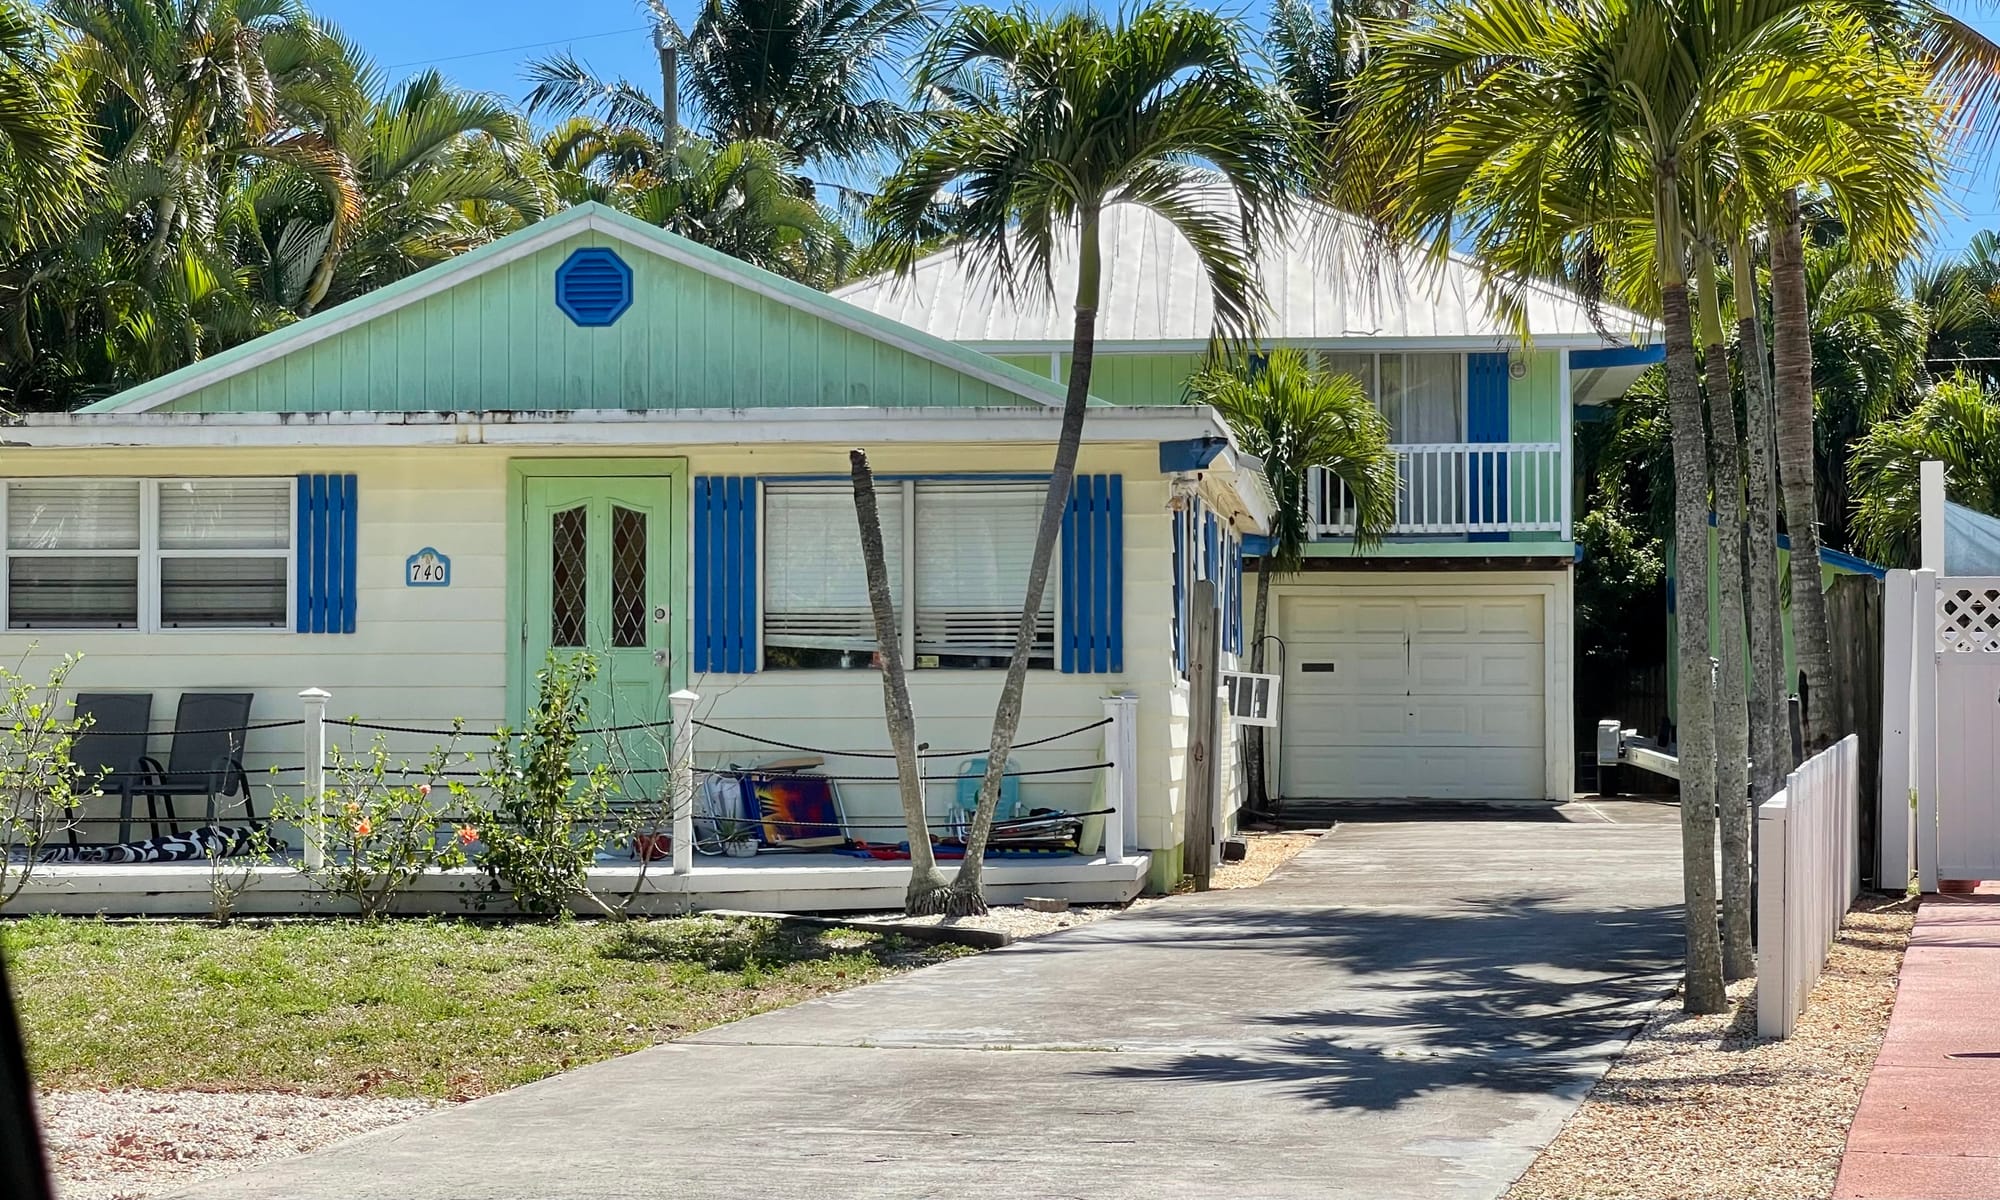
[
  {"xmin": 1352, "ymin": 0, "xmax": 1938, "ymax": 1013},
  {"xmin": 294, "ymin": 66, "xmax": 546, "ymax": 313},
  {"xmin": 1851, "ymin": 373, "xmax": 2000, "ymax": 567},
  {"xmin": 870, "ymin": 1, "xmax": 1296, "ymax": 915},
  {"xmin": 682, "ymin": 0, "xmax": 929, "ymax": 168},
  {"xmin": 0, "ymin": 1, "xmax": 92, "ymax": 244},
  {"xmin": 1187, "ymin": 349, "xmax": 1397, "ymax": 815}
]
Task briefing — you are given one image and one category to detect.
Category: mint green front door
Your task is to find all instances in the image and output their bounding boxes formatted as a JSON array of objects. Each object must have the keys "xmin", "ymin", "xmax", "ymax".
[{"xmin": 520, "ymin": 473, "xmax": 676, "ymax": 779}]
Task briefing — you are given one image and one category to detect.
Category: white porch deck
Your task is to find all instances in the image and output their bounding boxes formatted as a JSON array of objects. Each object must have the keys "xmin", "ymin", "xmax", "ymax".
[{"xmin": 6, "ymin": 851, "xmax": 1152, "ymax": 917}]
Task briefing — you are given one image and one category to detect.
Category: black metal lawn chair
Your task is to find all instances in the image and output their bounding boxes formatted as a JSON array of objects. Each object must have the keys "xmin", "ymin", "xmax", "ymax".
[
  {"xmin": 68, "ymin": 693, "xmax": 154, "ymax": 845},
  {"xmin": 139, "ymin": 693, "xmax": 256, "ymax": 835}
]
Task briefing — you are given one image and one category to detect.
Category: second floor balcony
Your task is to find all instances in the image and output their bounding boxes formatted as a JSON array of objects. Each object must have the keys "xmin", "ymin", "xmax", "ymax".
[{"xmin": 1308, "ymin": 442, "xmax": 1569, "ymax": 540}]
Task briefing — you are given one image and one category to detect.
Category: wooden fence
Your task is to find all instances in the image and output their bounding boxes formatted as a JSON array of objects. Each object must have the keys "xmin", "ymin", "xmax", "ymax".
[
  {"xmin": 1824, "ymin": 574, "xmax": 1884, "ymax": 885},
  {"xmin": 1756, "ymin": 735, "xmax": 1861, "ymax": 1039}
]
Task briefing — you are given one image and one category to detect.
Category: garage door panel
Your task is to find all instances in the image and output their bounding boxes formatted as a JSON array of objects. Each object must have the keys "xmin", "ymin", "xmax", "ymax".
[
  {"xmin": 1278, "ymin": 589, "xmax": 1549, "ymax": 801},
  {"xmin": 1409, "ymin": 644, "xmax": 1543, "ymax": 694}
]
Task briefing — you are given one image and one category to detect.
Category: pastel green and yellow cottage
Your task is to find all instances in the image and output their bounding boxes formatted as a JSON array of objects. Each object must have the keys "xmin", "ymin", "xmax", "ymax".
[
  {"xmin": 0, "ymin": 203, "xmax": 1271, "ymax": 910},
  {"xmin": 839, "ymin": 197, "xmax": 1661, "ymax": 804}
]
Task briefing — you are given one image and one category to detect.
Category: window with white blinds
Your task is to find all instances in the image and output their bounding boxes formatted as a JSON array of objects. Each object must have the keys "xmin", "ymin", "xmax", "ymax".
[
  {"xmin": 155, "ymin": 480, "xmax": 291, "ymax": 627},
  {"xmin": 763, "ymin": 480, "xmax": 1053, "ymax": 670},
  {"xmin": 1, "ymin": 479, "xmax": 292, "ymax": 631},
  {"xmin": 913, "ymin": 483, "xmax": 1051, "ymax": 666}
]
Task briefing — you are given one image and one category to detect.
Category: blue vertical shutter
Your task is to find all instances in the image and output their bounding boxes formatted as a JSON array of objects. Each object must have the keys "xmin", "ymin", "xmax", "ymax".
[
  {"xmin": 1060, "ymin": 474, "xmax": 1123, "ymax": 673},
  {"xmin": 1226, "ymin": 534, "xmax": 1243, "ymax": 655},
  {"xmin": 694, "ymin": 477, "xmax": 758, "ymax": 673},
  {"xmin": 295, "ymin": 473, "xmax": 358, "ymax": 634},
  {"xmin": 1171, "ymin": 508, "xmax": 1186, "ymax": 675},
  {"xmin": 1467, "ymin": 352, "xmax": 1511, "ymax": 539}
]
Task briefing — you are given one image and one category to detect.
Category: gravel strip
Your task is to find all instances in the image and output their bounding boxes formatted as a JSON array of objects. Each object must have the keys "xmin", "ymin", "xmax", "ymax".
[
  {"xmin": 860, "ymin": 831, "xmax": 1324, "ymax": 939},
  {"xmin": 1506, "ymin": 894, "xmax": 1917, "ymax": 1200},
  {"xmin": 40, "ymin": 1089, "xmax": 440, "ymax": 1200}
]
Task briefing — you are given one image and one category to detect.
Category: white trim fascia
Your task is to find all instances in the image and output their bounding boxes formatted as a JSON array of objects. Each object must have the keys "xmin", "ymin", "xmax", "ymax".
[
  {"xmin": 1, "ymin": 405, "xmax": 1233, "ymax": 450},
  {"xmin": 104, "ymin": 210, "xmax": 1067, "ymax": 417}
]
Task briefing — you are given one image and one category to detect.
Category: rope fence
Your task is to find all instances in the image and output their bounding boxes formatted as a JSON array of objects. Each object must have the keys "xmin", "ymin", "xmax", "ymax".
[{"xmin": 66, "ymin": 687, "xmax": 1144, "ymax": 875}]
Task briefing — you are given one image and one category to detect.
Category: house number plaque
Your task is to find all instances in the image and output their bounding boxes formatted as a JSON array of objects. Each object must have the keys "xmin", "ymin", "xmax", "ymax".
[{"xmin": 406, "ymin": 548, "xmax": 451, "ymax": 587}]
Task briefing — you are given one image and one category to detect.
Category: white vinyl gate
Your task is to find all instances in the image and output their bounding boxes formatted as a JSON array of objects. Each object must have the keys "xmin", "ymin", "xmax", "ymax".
[{"xmin": 1881, "ymin": 570, "xmax": 2000, "ymax": 889}]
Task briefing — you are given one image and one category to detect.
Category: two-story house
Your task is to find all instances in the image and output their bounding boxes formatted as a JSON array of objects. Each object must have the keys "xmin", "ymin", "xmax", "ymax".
[{"xmin": 838, "ymin": 199, "xmax": 1661, "ymax": 802}]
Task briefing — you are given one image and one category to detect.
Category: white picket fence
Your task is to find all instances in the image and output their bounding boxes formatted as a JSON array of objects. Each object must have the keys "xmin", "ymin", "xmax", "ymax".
[{"xmin": 1756, "ymin": 736, "xmax": 1861, "ymax": 1039}]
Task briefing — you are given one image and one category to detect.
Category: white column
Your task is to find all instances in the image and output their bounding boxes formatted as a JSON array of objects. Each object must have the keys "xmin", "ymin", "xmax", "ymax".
[
  {"xmin": 299, "ymin": 688, "xmax": 329, "ymax": 870},
  {"xmin": 1559, "ymin": 349, "xmax": 1574, "ymax": 540},
  {"xmin": 1100, "ymin": 694, "xmax": 1134, "ymax": 866},
  {"xmin": 1921, "ymin": 459, "xmax": 1946, "ymax": 572},
  {"xmin": 670, "ymin": 689, "xmax": 699, "ymax": 876},
  {"xmin": 1913, "ymin": 569, "xmax": 1940, "ymax": 893},
  {"xmin": 1879, "ymin": 570, "xmax": 1915, "ymax": 891}
]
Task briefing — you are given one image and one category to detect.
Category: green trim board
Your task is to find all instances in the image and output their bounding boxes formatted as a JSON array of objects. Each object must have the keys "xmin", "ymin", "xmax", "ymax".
[
  {"xmin": 82, "ymin": 204, "xmax": 1072, "ymax": 417},
  {"xmin": 506, "ymin": 458, "xmax": 690, "ymax": 725}
]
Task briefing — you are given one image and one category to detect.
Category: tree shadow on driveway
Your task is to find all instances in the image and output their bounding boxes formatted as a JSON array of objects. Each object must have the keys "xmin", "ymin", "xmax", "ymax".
[{"xmin": 1088, "ymin": 894, "xmax": 1685, "ymax": 1113}]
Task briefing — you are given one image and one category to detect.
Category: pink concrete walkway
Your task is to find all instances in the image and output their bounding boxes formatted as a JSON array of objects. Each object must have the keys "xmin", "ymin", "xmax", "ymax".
[{"xmin": 1835, "ymin": 892, "xmax": 2000, "ymax": 1200}]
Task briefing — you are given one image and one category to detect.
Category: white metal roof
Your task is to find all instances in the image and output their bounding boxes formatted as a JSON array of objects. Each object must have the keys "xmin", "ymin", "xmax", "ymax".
[{"xmin": 836, "ymin": 196, "xmax": 1657, "ymax": 351}]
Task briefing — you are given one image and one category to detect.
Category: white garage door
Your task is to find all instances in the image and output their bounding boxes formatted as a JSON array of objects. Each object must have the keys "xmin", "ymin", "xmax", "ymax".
[{"xmin": 1278, "ymin": 591, "xmax": 1547, "ymax": 800}]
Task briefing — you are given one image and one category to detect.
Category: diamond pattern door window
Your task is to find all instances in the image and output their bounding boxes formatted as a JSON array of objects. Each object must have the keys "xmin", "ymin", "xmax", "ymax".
[
  {"xmin": 550, "ymin": 506, "xmax": 588, "ymax": 647},
  {"xmin": 611, "ymin": 506, "xmax": 648, "ymax": 649}
]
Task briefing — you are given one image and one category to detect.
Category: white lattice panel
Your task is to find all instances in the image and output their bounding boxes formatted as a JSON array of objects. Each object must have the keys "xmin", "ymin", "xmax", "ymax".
[{"xmin": 1937, "ymin": 579, "xmax": 2000, "ymax": 652}]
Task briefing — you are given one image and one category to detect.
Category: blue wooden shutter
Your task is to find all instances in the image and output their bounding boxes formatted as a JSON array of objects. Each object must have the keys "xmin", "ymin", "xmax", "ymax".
[
  {"xmin": 1171, "ymin": 507, "xmax": 1186, "ymax": 675},
  {"xmin": 295, "ymin": 473, "xmax": 357, "ymax": 634},
  {"xmin": 1060, "ymin": 474, "xmax": 1123, "ymax": 673},
  {"xmin": 1467, "ymin": 352, "xmax": 1511, "ymax": 540},
  {"xmin": 1226, "ymin": 534, "xmax": 1244, "ymax": 655},
  {"xmin": 693, "ymin": 477, "xmax": 758, "ymax": 673}
]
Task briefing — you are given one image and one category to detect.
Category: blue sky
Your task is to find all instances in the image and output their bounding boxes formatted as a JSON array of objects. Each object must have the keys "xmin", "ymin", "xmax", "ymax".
[{"xmin": 318, "ymin": 0, "xmax": 2000, "ymax": 257}]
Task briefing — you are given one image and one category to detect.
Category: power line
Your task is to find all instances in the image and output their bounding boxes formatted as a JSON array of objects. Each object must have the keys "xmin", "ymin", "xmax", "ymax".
[{"xmin": 383, "ymin": 25, "xmax": 647, "ymax": 71}]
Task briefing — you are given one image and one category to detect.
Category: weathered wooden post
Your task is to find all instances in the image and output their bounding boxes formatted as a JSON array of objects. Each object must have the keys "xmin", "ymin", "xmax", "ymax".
[
  {"xmin": 1185, "ymin": 582, "xmax": 1220, "ymax": 890},
  {"xmin": 300, "ymin": 688, "xmax": 329, "ymax": 870},
  {"xmin": 670, "ymin": 689, "xmax": 699, "ymax": 877},
  {"xmin": 1913, "ymin": 569, "xmax": 1940, "ymax": 893},
  {"xmin": 1880, "ymin": 570, "xmax": 1914, "ymax": 892}
]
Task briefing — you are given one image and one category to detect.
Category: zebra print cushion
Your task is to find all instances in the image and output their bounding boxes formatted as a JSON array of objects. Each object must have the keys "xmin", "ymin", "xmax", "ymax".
[{"xmin": 37, "ymin": 824, "xmax": 275, "ymax": 865}]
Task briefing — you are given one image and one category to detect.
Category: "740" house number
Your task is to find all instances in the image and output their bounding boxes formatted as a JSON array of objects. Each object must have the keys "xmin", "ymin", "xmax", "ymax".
[{"xmin": 406, "ymin": 548, "xmax": 451, "ymax": 587}]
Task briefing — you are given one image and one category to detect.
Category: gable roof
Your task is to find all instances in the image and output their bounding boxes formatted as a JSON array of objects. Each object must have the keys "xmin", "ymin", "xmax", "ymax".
[
  {"xmin": 83, "ymin": 203, "xmax": 1068, "ymax": 415},
  {"xmin": 835, "ymin": 196, "xmax": 1657, "ymax": 350}
]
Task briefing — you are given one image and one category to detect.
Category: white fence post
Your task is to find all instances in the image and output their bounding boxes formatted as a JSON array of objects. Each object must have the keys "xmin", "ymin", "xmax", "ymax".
[
  {"xmin": 299, "ymin": 688, "xmax": 329, "ymax": 870},
  {"xmin": 1757, "ymin": 735, "xmax": 1864, "ymax": 1039},
  {"xmin": 1101, "ymin": 694, "xmax": 1137, "ymax": 865},
  {"xmin": 1880, "ymin": 569, "xmax": 1915, "ymax": 892},
  {"xmin": 1914, "ymin": 569, "xmax": 1940, "ymax": 893},
  {"xmin": 669, "ymin": 689, "xmax": 698, "ymax": 877}
]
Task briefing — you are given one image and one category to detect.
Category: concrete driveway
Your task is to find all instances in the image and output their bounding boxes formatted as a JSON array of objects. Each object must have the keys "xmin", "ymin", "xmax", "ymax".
[{"xmin": 170, "ymin": 801, "xmax": 1685, "ymax": 1200}]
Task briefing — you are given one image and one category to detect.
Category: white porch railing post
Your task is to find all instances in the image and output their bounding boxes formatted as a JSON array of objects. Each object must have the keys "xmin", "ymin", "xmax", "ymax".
[
  {"xmin": 1876, "ymin": 571, "xmax": 1912, "ymax": 893},
  {"xmin": 1559, "ymin": 347, "xmax": 1574, "ymax": 540},
  {"xmin": 669, "ymin": 689, "xmax": 699, "ymax": 876},
  {"xmin": 299, "ymin": 688, "xmax": 329, "ymax": 870},
  {"xmin": 1101, "ymin": 694, "xmax": 1136, "ymax": 865},
  {"xmin": 1914, "ymin": 569, "xmax": 1940, "ymax": 893}
]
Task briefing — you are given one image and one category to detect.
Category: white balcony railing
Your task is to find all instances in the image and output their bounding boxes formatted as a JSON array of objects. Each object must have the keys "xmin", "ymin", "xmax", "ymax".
[{"xmin": 1309, "ymin": 442, "xmax": 1567, "ymax": 538}]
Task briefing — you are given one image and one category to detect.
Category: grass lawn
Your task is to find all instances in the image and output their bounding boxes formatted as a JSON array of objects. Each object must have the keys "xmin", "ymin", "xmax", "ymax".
[{"xmin": 3, "ymin": 915, "xmax": 965, "ymax": 1100}]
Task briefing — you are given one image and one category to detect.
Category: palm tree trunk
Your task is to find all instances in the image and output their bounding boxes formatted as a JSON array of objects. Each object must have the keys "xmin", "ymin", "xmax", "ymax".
[
  {"xmin": 1770, "ymin": 191, "xmax": 1832, "ymax": 750},
  {"xmin": 1733, "ymin": 238, "xmax": 1788, "ymax": 795},
  {"xmin": 1698, "ymin": 252, "xmax": 1753, "ymax": 982},
  {"xmin": 945, "ymin": 208, "xmax": 1103, "ymax": 917},
  {"xmin": 1660, "ymin": 183, "xmax": 1726, "ymax": 1014},
  {"xmin": 1243, "ymin": 562, "xmax": 1274, "ymax": 813},
  {"xmin": 850, "ymin": 449, "xmax": 951, "ymax": 914}
]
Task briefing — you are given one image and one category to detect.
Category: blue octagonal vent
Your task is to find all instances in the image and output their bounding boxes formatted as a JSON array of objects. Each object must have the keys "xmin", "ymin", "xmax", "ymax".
[{"xmin": 555, "ymin": 247, "xmax": 634, "ymax": 327}]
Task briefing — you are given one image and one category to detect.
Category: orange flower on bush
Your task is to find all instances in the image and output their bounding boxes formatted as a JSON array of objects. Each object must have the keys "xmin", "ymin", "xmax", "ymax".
[
  {"xmin": 344, "ymin": 801, "xmax": 360, "ymax": 815},
  {"xmin": 418, "ymin": 783, "xmax": 431, "ymax": 797},
  {"xmin": 354, "ymin": 818, "xmax": 372, "ymax": 837},
  {"xmin": 456, "ymin": 825, "xmax": 479, "ymax": 845}
]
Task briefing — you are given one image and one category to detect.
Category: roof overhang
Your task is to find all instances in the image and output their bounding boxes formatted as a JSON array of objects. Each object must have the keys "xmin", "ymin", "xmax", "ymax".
[{"xmin": 1, "ymin": 404, "xmax": 1231, "ymax": 452}]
